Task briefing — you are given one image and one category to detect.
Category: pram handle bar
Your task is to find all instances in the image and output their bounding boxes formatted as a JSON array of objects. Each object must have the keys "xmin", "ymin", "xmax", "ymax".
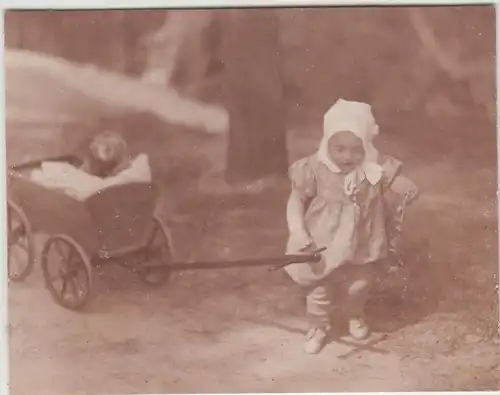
[
  {"xmin": 268, "ymin": 247, "xmax": 327, "ymax": 271},
  {"xmin": 145, "ymin": 247, "xmax": 326, "ymax": 272},
  {"xmin": 9, "ymin": 155, "xmax": 82, "ymax": 171}
]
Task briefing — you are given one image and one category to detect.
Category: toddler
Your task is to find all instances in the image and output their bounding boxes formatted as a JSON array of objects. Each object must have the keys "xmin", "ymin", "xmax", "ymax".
[{"xmin": 285, "ymin": 99, "xmax": 418, "ymax": 354}]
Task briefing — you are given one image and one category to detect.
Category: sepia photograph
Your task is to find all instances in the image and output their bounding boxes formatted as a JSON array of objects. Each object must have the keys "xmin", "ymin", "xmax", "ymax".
[{"xmin": 4, "ymin": 4, "xmax": 499, "ymax": 394}]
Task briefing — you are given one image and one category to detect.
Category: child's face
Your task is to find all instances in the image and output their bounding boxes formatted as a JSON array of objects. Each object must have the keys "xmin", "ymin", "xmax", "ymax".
[{"xmin": 327, "ymin": 131, "xmax": 365, "ymax": 174}]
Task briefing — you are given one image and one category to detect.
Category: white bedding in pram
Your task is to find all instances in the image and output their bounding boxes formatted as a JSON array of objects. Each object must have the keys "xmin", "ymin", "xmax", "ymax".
[{"xmin": 30, "ymin": 153, "xmax": 152, "ymax": 201}]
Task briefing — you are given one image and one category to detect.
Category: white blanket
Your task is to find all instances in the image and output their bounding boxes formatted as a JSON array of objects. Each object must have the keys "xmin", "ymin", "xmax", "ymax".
[{"xmin": 30, "ymin": 154, "xmax": 152, "ymax": 201}]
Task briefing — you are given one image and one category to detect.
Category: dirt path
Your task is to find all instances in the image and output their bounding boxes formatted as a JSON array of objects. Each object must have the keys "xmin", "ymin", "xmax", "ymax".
[{"xmin": 7, "ymin": 262, "xmax": 499, "ymax": 394}]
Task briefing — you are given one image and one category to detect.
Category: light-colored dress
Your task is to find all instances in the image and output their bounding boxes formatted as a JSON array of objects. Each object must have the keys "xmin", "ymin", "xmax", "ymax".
[{"xmin": 285, "ymin": 153, "xmax": 403, "ymax": 287}]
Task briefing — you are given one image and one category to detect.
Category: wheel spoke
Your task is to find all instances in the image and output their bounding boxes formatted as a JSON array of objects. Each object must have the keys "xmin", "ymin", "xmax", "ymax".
[
  {"xmin": 16, "ymin": 240, "xmax": 29, "ymax": 253},
  {"xmin": 68, "ymin": 276, "xmax": 79, "ymax": 304},
  {"xmin": 61, "ymin": 250, "xmax": 82, "ymax": 302},
  {"xmin": 60, "ymin": 274, "xmax": 69, "ymax": 297},
  {"xmin": 8, "ymin": 206, "xmax": 14, "ymax": 232},
  {"xmin": 10, "ymin": 238, "xmax": 29, "ymax": 254},
  {"xmin": 67, "ymin": 248, "xmax": 75, "ymax": 268},
  {"xmin": 54, "ymin": 240, "xmax": 70, "ymax": 271},
  {"xmin": 8, "ymin": 224, "xmax": 24, "ymax": 247},
  {"xmin": 66, "ymin": 249, "xmax": 77, "ymax": 282},
  {"xmin": 55, "ymin": 240, "xmax": 67, "ymax": 259},
  {"xmin": 48, "ymin": 272, "xmax": 65, "ymax": 283}
]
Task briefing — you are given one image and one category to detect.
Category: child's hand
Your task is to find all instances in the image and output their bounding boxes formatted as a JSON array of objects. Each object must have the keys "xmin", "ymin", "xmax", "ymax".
[
  {"xmin": 391, "ymin": 176, "xmax": 419, "ymax": 204},
  {"xmin": 289, "ymin": 228, "xmax": 314, "ymax": 253}
]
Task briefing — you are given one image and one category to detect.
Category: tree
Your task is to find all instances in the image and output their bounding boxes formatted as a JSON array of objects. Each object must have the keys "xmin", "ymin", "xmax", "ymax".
[
  {"xmin": 141, "ymin": 10, "xmax": 214, "ymax": 94},
  {"xmin": 407, "ymin": 6, "xmax": 495, "ymax": 120},
  {"xmin": 222, "ymin": 9, "xmax": 288, "ymax": 184}
]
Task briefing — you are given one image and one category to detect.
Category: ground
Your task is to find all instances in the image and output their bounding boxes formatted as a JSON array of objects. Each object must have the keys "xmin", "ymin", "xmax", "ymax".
[{"xmin": 7, "ymin": 119, "xmax": 500, "ymax": 393}]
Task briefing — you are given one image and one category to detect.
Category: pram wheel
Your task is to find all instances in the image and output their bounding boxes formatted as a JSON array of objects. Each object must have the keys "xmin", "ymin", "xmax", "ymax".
[
  {"xmin": 41, "ymin": 234, "xmax": 92, "ymax": 310},
  {"xmin": 7, "ymin": 200, "xmax": 35, "ymax": 282},
  {"xmin": 137, "ymin": 216, "xmax": 175, "ymax": 288}
]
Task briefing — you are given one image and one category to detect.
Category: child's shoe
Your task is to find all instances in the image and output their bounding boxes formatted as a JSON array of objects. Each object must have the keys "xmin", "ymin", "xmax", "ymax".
[
  {"xmin": 303, "ymin": 326, "xmax": 330, "ymax": 354},
  {"xmin": 348, "ymin": 317, "xmax": 369, "ymax": 340}
]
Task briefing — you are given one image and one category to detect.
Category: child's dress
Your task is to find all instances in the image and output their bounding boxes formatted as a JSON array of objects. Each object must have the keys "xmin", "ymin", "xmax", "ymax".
[{"xmin": 285, "ymin": 153, "xmax": 403, "ymax": 288}]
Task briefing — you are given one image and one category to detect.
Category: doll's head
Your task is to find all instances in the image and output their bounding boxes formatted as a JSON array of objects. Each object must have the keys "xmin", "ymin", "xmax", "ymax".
[{"xmin": 88, "ymin": 131, "xmax": 128, "ymax": 175}]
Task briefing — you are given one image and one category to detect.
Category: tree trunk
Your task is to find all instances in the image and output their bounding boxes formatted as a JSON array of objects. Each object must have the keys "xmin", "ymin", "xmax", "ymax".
[
  {"xmin": 171, "ymin": 11, "xmax": 213, "ymax": 94},
  {"xmin": 222, "ymin": 9, "xmax": 288, "ymax": 184}
]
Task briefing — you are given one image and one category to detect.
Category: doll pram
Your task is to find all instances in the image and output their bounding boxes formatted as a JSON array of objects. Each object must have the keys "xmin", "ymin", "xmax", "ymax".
[{"xmin": 7, "ymin": 154, "xmax": 176, "ymax": 309}]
